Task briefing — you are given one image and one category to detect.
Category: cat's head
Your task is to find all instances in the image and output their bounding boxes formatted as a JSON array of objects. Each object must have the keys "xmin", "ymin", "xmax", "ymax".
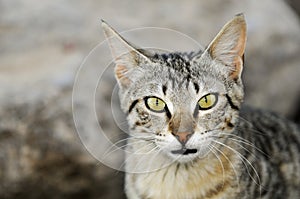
[{"xmin": 102, "ymin": 14, "xmax": 246, "ymax": 163}]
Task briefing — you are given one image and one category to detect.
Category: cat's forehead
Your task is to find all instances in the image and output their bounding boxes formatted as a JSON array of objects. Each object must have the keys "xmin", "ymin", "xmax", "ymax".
[
  {"xmin": 131, "ymin": 51, "xmax": 227, "ymax": 100},
  {"xmin": 152, "ymin": 51, "xmax": 200, "ymax": 73},
  {"xmin": 152, "ymin": 52, "xmax": 193, "ymax": 69},
  {"xmin": 134, "ymin": 57, "xmax": 225, "ymax": 97},
  {"xmin": 147, "ymin": 51, "xmax": 219, "ymax": 82},
  {"xmin": 148, "ymin": 51, "xmax": 206, "ymax": 80}
]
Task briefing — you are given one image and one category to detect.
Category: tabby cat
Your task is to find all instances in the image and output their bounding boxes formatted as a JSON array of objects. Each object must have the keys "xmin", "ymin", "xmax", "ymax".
[{"xmin": 102, "ymin": 14, "xmax": 300, "ymax": 199}]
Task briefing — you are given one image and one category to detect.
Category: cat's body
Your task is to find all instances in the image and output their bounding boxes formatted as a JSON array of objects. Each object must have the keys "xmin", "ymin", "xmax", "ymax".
[
  {"xmin": 125, "ymin": 106, "xmax": 300, "ymax": 199},
  {"xmin": 102, "ymin": 14, "xmax": 300, "ymax": 199}
]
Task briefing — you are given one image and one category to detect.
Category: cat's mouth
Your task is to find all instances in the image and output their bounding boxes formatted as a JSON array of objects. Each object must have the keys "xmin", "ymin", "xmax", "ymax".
[{"xmin": 171, "ymin": 148, "xmax": 198, "ymax": 155}]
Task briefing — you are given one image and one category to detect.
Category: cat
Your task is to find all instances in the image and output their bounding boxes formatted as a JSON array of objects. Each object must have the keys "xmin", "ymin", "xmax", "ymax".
[{"xmin": 102, "ymin": 14, "xmax": 300, "ymax": 199}]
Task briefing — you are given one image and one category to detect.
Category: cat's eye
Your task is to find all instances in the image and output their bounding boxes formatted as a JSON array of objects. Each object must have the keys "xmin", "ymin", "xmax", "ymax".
[
  {"xmin": 198, "ymin": 93, "xmax": 218, "ymax": 110},
  {"xmin": 145, "ymin": 97, "xmax": 166, "ymax": 113}
]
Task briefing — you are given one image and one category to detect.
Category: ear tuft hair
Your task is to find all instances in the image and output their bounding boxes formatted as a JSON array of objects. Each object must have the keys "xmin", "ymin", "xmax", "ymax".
[{"xmin": 206, "ymin": 14, "xmax": 247, "ymax": 81}]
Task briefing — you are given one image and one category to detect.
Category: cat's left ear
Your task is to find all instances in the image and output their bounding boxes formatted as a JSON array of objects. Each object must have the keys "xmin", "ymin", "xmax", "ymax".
[
  {"xmin": 205, "ymin": 14, "xmax": 247, "ymax": 81},
  {"xmin": 101, "ymin": 20, "xmax": 152, "ymax": 88}
]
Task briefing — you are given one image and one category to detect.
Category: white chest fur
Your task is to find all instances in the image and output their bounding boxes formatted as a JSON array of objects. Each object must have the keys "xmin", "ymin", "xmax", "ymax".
[{"xmin": 125, "ymin": 153, "xmax": 239, "ymax": 199}]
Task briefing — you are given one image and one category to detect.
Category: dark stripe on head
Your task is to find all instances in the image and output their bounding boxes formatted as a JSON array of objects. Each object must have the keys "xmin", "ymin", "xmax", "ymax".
[
  {"xmin": 162, "ymin": 85, "xmax": 167, "ymax": 95},
  {"xmin": 225, "ymin": 94, "xmax": 239, "ymax": 110},
  {"xmin": 128, "ymin": 99, "xmax": 139, "ymax": 113},
  {"xmin": 193, "ymin": 105, "xmax": 199, "ymax": 118},
  {"xmin": 193, "ymin": 82, "xmax": 199, "ymax": 93}
]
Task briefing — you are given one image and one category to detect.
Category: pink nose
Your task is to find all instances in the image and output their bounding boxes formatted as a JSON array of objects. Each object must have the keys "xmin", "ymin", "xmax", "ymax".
[{"xmin": 172, "ymin": 132, "xmax": 193, "ymax": 144}]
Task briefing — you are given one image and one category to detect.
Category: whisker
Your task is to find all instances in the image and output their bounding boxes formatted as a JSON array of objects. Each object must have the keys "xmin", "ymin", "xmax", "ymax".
[
  {"xmin": 237, "ymin": 115, "xmax": 254, "ymax": 126},
  {"xmin": 145, "ymin": 147, "xmax": 164, "ymax": 172},
  {"xmin": 211, "ymin": 144, "xmax": 240, "ymax": 191},
  {"xmin": 102, "ymin": 136, "xmax": 154, "ymax": 158},
  {"xmin": 102, "ymin": 139, "xmax": 154, "ymax": 160},
  {"xmin": 117, "ymin": 141, "xmax": 156, "ymax": 172},
  {"xmin": 101, "ymin": 137, "xmax": 131, "ymax": 158},
  {"xmin": 216, "ymin": 132, "xmax": 254, "ymax": 142},
  {"xmin": 209, "ymin": 145, "xmax": 225, "ymax": 187},
  {"xmin": 229, "ymin": 140, "xmax": 258, "ymax": 161},
  {"xmin": 138, "ymin": 143, "xmax": 159, "ymax": 155},
  {"xmin": 212, "ymin": 133, "xmax": 268, "ymax": 158},
  {"xmin": 146, "ymin": 141, "xmax": 186, "ymax": 172},
  {"xmin": 236, "ymin": 127, "xmax": 267, "ymax": 137},
  {"xmin": 235, "ymin": 118, "xmax": 267, "ymax": 136},
  {"xmin": 216, "ymin": 132, "xmax": 261, "ymax": 149},
  {"xmin": 227, "ymin": 137, "xmax": 269, "ymax": 158},
  {"xmin": 133, "ymin": 145, "xmax": 160, "ymax": 172},
  {"xmin": 213, "ymin": 140, "xmax": 262, "ymax": 195},
  {"xmin": 133, "ymin": 141, "xmax": 157, "ymax": 155}
]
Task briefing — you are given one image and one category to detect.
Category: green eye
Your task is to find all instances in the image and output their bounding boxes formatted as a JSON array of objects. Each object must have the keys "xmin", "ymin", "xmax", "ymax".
[
  {"xmin": 198, "ymin": 93, "xmax": 218, "ymax": 110},
  {"xmin": 145, "ymin": 97, "xmax": 166, "ymax": 112}
]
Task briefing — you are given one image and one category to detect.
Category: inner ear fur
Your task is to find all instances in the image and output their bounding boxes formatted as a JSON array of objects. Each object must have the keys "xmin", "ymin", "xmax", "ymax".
[{"xmin": 206, "ymin": 14, "xmax": 247, "ymax": 81}]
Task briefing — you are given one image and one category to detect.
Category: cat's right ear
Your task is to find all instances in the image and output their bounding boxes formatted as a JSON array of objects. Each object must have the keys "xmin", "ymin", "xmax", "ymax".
[{"xmin": 101, "ymin": 20, "xmax": 151, "ymax": 88}]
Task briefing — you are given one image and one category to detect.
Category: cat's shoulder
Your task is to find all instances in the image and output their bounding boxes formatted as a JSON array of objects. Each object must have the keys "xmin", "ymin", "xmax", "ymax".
[
  {"xmin": 238, "ymin": 105, "xmax": 300, "ymax": 144},
  {"xmin": 240, "ymin": 105, "xmax": 298, "ymax": 127}
]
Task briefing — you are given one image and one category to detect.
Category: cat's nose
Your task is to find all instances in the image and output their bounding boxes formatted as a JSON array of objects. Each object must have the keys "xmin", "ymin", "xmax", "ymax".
[{"xmin": 172, "ymin": 132, "xmax": 193, "ymax": 145}]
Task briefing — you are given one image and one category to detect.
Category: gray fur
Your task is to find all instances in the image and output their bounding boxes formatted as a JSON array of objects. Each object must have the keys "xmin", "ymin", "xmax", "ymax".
[{"xmin": 102, "ymin": 15, "xmax": 300, "ymax": 199}]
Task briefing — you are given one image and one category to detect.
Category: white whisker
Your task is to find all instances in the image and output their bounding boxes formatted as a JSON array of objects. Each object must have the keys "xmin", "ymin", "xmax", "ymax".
[
  {"xmin": 209, "ymin": 145, "xmax": 225, "ymax": 187},
  {"xmin": 117, "ymin": 141, "xmax": 156, "ymax": 172},
  {"xmin": 102, "ymin": 139, "xmax": 153, "ymax": 160},
  {"xmin": 212, "ymin": 133, "xmax": 269, "ymax": 158},
  {"xmin": 133, "ymin": 145, "xmax": 160, "ymax": 172},
  {"xmin": 213, "ymin": 140, "xmax": 262, "ymax": 195},
  {"xmin": 102, "ymin": 136, "xmax": 154, "ymax": 158},
  {"xmin": 228, "ymin": 137, "xmax": 269, "ymax": 158},
  {"xmin": 211, "ymin": 144, "xmax": 241, "ymax": 191}
]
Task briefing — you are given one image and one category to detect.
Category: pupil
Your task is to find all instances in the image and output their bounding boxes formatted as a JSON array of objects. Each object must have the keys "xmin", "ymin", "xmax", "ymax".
[
  {"xmin": 155, "ymin": 99, "xmax": 159, "ymax": 106},
  {"xmin": 204, "ymin": 96, "xmax": 208, "ymax": 103}
]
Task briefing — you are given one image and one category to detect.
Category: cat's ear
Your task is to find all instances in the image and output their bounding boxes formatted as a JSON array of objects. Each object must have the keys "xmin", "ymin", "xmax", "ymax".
[
  {"xmin": 205, "ymin": 14, "xmax": 247, "ymax": 81},
  {"xmin": 101, "ymin": 20, "xmax": 151, "ymax": 88}
]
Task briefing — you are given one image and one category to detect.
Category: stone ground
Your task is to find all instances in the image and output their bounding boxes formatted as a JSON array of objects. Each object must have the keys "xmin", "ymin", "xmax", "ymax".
[{"xmin": 0, "ymin": 0, "xmax": 299, "ymax": 198}]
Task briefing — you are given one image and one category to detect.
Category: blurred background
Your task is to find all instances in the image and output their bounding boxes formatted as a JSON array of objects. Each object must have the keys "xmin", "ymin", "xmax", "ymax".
[{"xmin": 0, "ymin": 0, "xmax": 299, "ymax": 198}]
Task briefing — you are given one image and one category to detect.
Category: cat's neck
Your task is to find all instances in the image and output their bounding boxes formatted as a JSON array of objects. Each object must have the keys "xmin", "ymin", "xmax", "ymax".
[{"xmin": 125, "ymin": 141, "xmax": 241, "ymax": 199}]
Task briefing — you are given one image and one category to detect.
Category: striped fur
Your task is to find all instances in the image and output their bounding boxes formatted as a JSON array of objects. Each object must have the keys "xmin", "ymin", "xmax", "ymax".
[{"xmin": 102, "ymin": 14, "xmax": 300, "ymax": 199}]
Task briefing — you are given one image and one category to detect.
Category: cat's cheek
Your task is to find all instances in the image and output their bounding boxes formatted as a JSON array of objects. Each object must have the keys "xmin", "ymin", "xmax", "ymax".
[
  {"xmin": 187, "ymin": 132, "xmax": 213, "ymax": 148},
  {"xmin": 221, "ymin": 111, "xmax": 239, "ymax": 132},
  {"xmin": 127, "ymin": 106, "xmax": 154, "ymax": 130}
]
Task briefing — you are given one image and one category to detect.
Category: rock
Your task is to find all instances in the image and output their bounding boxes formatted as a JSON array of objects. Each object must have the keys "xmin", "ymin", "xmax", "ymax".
[{"xmin": 0, "ymin": 0, "xmax": 299, "ymax": 198}]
